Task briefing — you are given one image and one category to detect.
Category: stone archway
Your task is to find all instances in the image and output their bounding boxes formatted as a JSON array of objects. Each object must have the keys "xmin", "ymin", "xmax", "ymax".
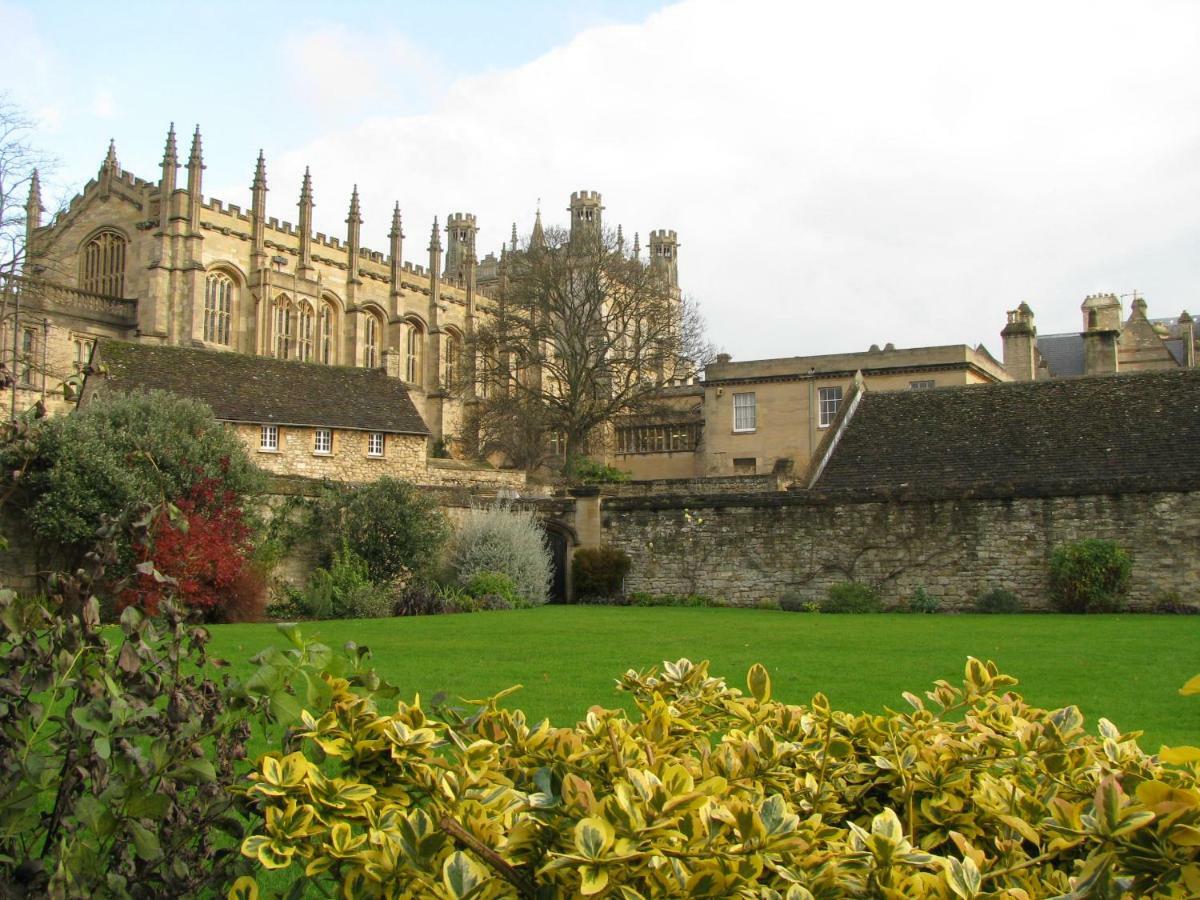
[{"xmin": 542, "ymin": 519, "xmax": 577, "ymax": 604}]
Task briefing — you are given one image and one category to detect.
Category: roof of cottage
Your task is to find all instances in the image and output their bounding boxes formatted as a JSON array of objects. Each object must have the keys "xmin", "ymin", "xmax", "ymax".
[
  {"xmin": 813, "ymin": 368, "xmax": 1200, "ymax": 498},
  {"xmin": 86, "ymin": 339, "xmax": 429, "ymax": 435}
]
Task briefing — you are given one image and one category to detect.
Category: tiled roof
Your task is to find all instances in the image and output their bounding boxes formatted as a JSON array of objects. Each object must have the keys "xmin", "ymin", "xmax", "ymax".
[
  {"xmin": 88, "ymin": 340, "xmax": 429, "ymax": 435},
  {"xmin": 1035, "ymin": 333, "xmax": 1084, "ymax": 377},
  {"xmin": 813, "ymin": 369, "xmax": 1200, "ymax": 498}
]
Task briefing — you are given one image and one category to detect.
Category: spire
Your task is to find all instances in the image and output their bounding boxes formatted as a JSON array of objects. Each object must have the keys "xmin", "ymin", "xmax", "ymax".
[
  {"xmin": 102, "ymin": 139, "xmax": 119, "ymax": 173},
  {"xmin": 346, "ymin": 185, "xmax": 362, "ymax": 283},
  {"xmin": 25, "ymin": 168, "xmax": 43, "ymax": 244},
  {"xmin": 429, "ymin": 216, "xmax": 442, "ymax": 251},
  {"xmin": 389, "ymin": 202, "xmax": 403, "ymax": 240},
  {"xmin": 632, "ymin": 231, "xmax": 640, "ymax": 260},
  {"xmin": 510, "ymin": 221, "xmax": 518, "ymax": 252},
  {"xmin": 297, "ymin": 167, "xmax": 314, "ymax": 275},
  {"xmin": 187, "ymin": 125, "xmax": 203, "ymax": 171},
  {"xmin": 389, "ymin": 203, "xmax": 404, "ymax": 298},
  {"xmin": 162, "ymin": 124, "xmax": 178, "ymax": 169},
  {"xmin": 252, "ymin": 149, "xmax": 268, "ymax": 192},
  {"xmin": 299, "ymin": 166, "xmax": 313, "ymax": 205},
  {"xmin": 616, "ymin": 223, "xmax": 624, "ymax": 253},
  {"xmin": 530, "ymin": 206, "xmax": 545, "ymax": 249}
]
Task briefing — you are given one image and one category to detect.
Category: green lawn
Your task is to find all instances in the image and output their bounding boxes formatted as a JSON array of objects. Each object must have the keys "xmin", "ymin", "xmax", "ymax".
[{"xmin": 209, "ymin": 607, "xmax": 1200, "ymax": 751}]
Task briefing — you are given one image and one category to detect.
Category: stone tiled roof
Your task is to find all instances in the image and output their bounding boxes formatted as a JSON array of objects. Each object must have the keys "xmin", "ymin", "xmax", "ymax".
[
  {"xmin": 87, "ymin": 340, "xmax": 429, "ymax": 435},
  {"xmin": 813, "ymin": 369, "xmax": 1200, "ymax": 498},
  {"xmin": 1035, "ymin": 333, "xmax": 1085, "ymax": 377}
]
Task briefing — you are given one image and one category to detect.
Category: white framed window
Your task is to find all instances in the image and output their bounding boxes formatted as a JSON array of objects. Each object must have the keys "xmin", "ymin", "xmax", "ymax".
[
  {"xmin": 733, "ymin": 392, "xmax": 756, "ymax": 432},
  {"xmin": 260, "ymin": 424, "xmax": 279, "ymax": 451},
  {"xmin": 72, "ymin": 336, "xmax": 95, "ymax": 373},
  {"xmin": 367, "ymin": 432, "xmax": 385, "ymax": 457},
  {"xmin": 909, "ymin": 379, "xmax": 935, "ymax": 391},
  {"xmin": 818, "ymin": 386, "xmax": 843, "ymax": 428},
  {"xmin": 313, "ymin": 428, "xmax": 332, "ymax": 454}
]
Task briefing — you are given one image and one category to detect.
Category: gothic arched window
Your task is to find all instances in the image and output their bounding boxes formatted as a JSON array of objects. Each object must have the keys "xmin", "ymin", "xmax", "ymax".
[
  {"xmin": 203, "ymin": 272, "xmax": 234, "ymax": 345},
  {"xmin": 273, "ymin": 295, "xmax": 293, "ymax": 359},
  {"xmin": 364, "ymin": 312, "xmax": 381, "ymax": 368},
  {"xmin": 80, "ymin": 230, "xmax": 127, "ymax": 297},
  {"xmin": 318, "ymin": 299, "xmax": 337, "ymax": 365},
  {"xmin": 297, "ymin": 302, "xmax": 314, "ymax": 362},
  {"xmin": 444, "ymin": 330, "xmax": 462, "ymax": 389},
  {"xmin": 405, "ymin": 320, "xmax": 423, "ymax": 384}
]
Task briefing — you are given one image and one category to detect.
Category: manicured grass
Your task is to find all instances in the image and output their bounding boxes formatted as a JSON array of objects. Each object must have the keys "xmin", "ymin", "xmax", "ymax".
[{"xmin": 209, "ymin": 607, "xmax": 1200, "ymax": 751}]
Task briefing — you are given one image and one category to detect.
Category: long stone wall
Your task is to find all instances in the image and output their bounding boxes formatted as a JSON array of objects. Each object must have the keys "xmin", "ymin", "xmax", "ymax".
[{"xmin": 597, "ymin": 489, "xmax": 1200, "ymax": 610}]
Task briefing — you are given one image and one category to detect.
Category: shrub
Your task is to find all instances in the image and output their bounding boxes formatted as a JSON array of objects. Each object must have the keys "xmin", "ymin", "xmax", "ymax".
[
  {"xmin": 448, "ymin": 504, "xmax": 551, "ymax": 606},
  {"xmin": 778, "ymin": 591, "xmax": 806, "ymax": 612},
  {"xmin": 0, "ymin": 390, "xmax": 262, "ymax": 579},
  {"xmin": 0, "ymin": 590, "xmax": 253, "ymax": 895},
  {"xmin": 907, "ymin": 585, "xmax": 940, "ymax": 614},
  {"xmin": 303, "ymin": 544, "xmax": 395, "ymax": 619},
  {"xmin": 572, "ymin": 545, "xmax": 632, "ymax": 600},
  {"xmin": 321, "ymin": 478, "xmax": 449, "ymax": 584},
  {"xmin": 1048, "ymin": 538, "xmax": 1132, "ymax": 613},
  {"xmin": 237, "ymin": 655, "xmax": 1200, "ymax": 898},
  {"xmin": 463, "ymin": 571, "xmax": 521, "ymax": 608},
  {"xmin": 1152, "ymin": 590, "xmax": 1198, "ymax": 615},
  {"xmin": 821, "ymin": 581, "xmax": 881, "ymax": 613},
  {"xmin": 120, "ymin": 476, "xmax": 256, "ymax": 622},
  {"xmin": 568, "ymin": 456, "xmax": 630, "ymax": 484},
  {"xmin": 393, "ymin": 583, "xmax": 453, "ymax": 617},
  {"xmin": 975, "ymin": 587, "xmax": 1021, "ymax": 614}
]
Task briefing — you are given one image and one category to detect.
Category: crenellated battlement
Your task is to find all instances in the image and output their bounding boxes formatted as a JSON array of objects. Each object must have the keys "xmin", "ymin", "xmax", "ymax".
[
  {"xmin": 570, "ymin": 190, "xmax": 602, "ymax": 205},
  {"xmin": 446, "ymin": 212, "xmax": 477, "ymax": 226},
  {"xmin": 649, "ymin": 229, "xmax": 678, "ymax": 242}
]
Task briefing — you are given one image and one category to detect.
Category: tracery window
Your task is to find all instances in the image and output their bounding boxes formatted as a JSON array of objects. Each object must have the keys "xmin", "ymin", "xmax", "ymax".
[
  {"xmin": 405, "ymin": 321, "xmax": 422, "ymax": 384},
  {"xmin": 364, "ymin": 312, "xmax": 381, "ymax": 368},
  {"xmin": 273, "ymin": 295, "xmax": 293, "ymax": 360},
  {"xmin": 318, "ymin": 301, "xmax": 336, "ymax": 365},
  {"xmin": 297, "ymin": 302, "xmax": 314, "ymax": 362},
  {"xmin": 203, "ymin": 272, "xmax": 234, "ymax": 345},
  {"xmin": 80, "ymin": 230, "xmax": 127, "ymax": 297},
  {"xmin": 444, "ymin": 330, "xmax": 462, "ymax": 389}
]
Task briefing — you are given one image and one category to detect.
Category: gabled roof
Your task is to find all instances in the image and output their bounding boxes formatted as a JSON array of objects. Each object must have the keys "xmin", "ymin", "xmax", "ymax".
[
  {"xmin": 1034, "ymin": 332, "xmax": 1084, "ymax": 377},
  {"xmin": 86, "ymin": 340, "xmax": 429, "ymax": 435},
  {"xmin": 812, "ymin": 369, "xmax": 1200, "ymax": 498}
]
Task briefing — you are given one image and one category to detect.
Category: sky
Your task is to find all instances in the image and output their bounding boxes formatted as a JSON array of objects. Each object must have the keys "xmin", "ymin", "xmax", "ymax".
[{"xmin": 4, "ymin": 0, "xmax": 1200, "ymax": 361}]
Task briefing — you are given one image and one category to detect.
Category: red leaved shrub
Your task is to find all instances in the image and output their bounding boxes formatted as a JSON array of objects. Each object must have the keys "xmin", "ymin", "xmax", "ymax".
[{"xmin": 120, "ymin": 477, "xmax": 256, "ymax": 622}]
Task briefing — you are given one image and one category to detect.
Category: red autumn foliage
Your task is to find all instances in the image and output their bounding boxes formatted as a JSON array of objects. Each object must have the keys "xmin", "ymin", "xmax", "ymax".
[{"xmin": 120, "ymin": 477, "xmax": 257, "ymax": 621}]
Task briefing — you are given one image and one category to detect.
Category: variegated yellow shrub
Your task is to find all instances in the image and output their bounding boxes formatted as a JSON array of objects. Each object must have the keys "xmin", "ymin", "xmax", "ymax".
[{"xmin": 233, "ymin": 657, "xmax": 1200, "ymax": 898}]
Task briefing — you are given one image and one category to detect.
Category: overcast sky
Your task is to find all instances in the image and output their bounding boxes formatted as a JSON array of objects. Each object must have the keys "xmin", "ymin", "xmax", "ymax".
[{"xmin": 5, "ymin": 0, "xmax": 1200, "ymax": 360}]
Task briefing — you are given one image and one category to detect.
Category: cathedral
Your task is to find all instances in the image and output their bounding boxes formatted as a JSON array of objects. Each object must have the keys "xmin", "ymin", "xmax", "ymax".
[{"xmin": 5, "ymin": 125, "xmax": 682, "ymax": 454}]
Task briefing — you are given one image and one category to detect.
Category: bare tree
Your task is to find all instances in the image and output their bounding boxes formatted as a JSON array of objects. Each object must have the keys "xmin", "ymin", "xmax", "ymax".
[
  {"xmin": 0, "ymin": 95, "xmax": 42, "ymax": 283},
  {"xmin": 464, "ymin": 225, "xmax": 714, "ymax": 473}
]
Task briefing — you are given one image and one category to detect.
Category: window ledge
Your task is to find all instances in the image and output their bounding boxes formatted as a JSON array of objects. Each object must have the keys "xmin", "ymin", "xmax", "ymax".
[
  {"xmin": 366, "ymin": 454, "xmax": 385, "ymax": 460},
  {"xmin": 732, "ymin": 428, "xmax": 757, "ymax": 434},
  {"xmin": 312, "ymin": 451, "xmax": 332, "ymax": 457},
  {"xmin": 257, "ymin": 448, "xmax": 280, "ymax": 454}
]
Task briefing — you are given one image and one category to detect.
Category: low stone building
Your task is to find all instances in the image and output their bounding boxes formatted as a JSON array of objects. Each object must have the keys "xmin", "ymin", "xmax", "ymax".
[{"xmin": 81, "ymin": 339, "xmax": 431, "ymax": 482}]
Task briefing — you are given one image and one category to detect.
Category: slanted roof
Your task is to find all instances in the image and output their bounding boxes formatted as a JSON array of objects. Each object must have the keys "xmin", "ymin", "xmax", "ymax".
[
  {"xmin": 812, "ymin": 369, "xmax": 1200, "ymax": 498},
  {"xmin": 1035, "ymin": 332, "xmax": 1084, "ymax": 377},
  {"xmin": 88, "ymin": 340, "xmax": 429, "ymax": 435}
]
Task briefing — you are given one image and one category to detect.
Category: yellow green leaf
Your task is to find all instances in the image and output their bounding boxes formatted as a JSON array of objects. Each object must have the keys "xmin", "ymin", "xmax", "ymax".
[
  {"xmin": 1161, "ymin": 745, "xmax": 1200, "ymax": 765},
  {"xmin": 227, "ymin": 876, "xmax": 259, "ymax": 900},
  {"xmin": 442, "ymin": 850, "xmax": 488, "ymax": 899},
  {"xmin": 1179, "ymin": 674, "xmax": 1200, "ymax": 696},
  {"xmin": 575, "ymin": 816, "xmax": 615, "ymax": 860},
  {"xmin": 747, "ymin": 663, "xmax": 771, "ymax": 704},
  {"xmin": 579, "ymin": 863, "xmax": 610, "ymax": 896}
]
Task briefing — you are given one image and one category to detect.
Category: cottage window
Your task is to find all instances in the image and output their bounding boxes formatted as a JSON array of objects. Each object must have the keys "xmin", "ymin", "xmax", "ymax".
[
  {"xmin": 818, "ymin": 386, "xmax": 843, "ymax": 428},
  {"xmin": 733, "ymin": 392, "xmax": 756, "ymax": 432},
  {"xmin": 313, "ymin": 428, "xmax": 332, "ymax": 454},
  {"xmin": 80, "ymin": 230, "xmax": 126, "ymax": 297},
  {"xmin": 367, "ymin": 432, "xmax": 385, "ymax": 457},
  {"xmin": 203, "ymin": 273, "xmax": 233, "ymax": 345},
  {"xmin": 260, "ymin": 424, "xmax": 279, "ymax": 451},
  {"xmin": 909, "ymin": 379, "xmax": 935, "ymax": 391}
]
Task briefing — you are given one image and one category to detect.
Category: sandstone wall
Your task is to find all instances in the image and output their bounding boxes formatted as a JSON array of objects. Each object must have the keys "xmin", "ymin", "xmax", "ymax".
[{"xmin": 597, "ymin": 490, "xmax": 1199, "ymax": 610}]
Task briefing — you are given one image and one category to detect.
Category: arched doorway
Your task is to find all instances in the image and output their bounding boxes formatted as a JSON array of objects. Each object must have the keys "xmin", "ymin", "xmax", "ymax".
[{"xmin": 542, "ymin": 520, "xmax": 577, "ymax": 604}]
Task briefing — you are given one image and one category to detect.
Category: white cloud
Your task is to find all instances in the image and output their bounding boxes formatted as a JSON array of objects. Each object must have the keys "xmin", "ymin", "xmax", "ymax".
[{"xmin": 271, "ymin": 0, "xmax": 1200, "ymax": 359}]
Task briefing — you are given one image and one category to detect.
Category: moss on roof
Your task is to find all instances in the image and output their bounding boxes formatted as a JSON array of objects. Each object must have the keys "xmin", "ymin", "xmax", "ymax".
[{"xmin": 89, "ymin": 340, "xmax": 429, "ymax": 435}]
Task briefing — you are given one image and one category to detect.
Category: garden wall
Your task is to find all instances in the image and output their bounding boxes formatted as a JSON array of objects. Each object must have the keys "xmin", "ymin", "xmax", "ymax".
[{"xmin": 595, "ymin": 489, "xmax": 1200, "ymax": 610}]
